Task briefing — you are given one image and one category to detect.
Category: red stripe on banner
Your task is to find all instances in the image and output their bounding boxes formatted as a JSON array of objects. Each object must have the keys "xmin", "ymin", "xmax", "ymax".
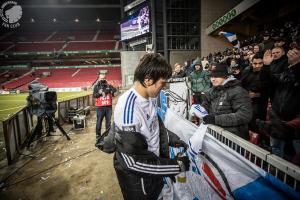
[{"xmin": 202, "ymin": 162, "xmax": 226, "ymax": 198}]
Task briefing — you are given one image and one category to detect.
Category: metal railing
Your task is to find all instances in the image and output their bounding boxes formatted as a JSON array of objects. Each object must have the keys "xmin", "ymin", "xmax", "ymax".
[
  {"xmin": 207, "ymin": 124, "xmax": 300, "ymax": 191},
  {"xmin": 57, "ymin": 94, "xmax": 93, "ymax": 124},
  {"xmin": 1, "ymin": 94, "xmax": 93, "ymax": 165}
]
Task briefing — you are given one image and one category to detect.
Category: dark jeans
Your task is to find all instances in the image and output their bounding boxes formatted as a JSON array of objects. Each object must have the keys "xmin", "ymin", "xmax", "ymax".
[{"xmin": 96, "ymin": 106, "xmax": 112, "ymax": 140}]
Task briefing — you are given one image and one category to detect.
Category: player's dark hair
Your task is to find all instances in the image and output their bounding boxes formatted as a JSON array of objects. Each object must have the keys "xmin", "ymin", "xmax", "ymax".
[{"xmin": 134, "ymin": 53, "xmax": 172, "ymax": 87}]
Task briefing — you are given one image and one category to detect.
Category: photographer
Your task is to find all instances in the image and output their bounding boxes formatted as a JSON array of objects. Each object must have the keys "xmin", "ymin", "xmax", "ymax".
[{"xmin": 93, "ymin": 78, "xmax": 116, "ymax": 143}]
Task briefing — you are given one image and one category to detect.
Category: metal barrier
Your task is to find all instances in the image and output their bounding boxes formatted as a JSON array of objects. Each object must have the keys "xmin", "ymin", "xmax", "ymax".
[
  {"xmin": 207, "ymin": 124, "xmax": 300, "ymax": 191},
  {"xmin": 2, "ymin": 107, "xmax": 34, "ymax": 165},
  {"xmin": 57, "ymin": 94, "xmax": 93, "ymax": 124},
  {"xmin": 1, "ymin": 94, "xmax": 93, "ymax": 165}
]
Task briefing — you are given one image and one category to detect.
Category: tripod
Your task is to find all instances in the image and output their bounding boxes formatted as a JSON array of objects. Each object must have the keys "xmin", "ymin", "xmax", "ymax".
[{"xmin": 27, "ymin": 112, "xmax": 71, "ymax": 148}]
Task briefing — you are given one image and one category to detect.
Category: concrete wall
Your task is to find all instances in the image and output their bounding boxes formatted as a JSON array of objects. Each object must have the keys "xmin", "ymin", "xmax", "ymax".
[
  {"xmin": 120, "ymin": 51, "xmax": 146, "ymax": 88},
  {"xmin": 200, "ymin": 0, "xmax": 241, "ymax": 57},
  {"xmin": 169, "ymin": 50, "xmax": 201, "ymax": 68}
]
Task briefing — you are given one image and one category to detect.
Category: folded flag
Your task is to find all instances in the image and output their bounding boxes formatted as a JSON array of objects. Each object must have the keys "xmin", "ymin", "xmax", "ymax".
[{"xmin": 190, "ymin": 104, "xmax": 208, "ymax": 119}]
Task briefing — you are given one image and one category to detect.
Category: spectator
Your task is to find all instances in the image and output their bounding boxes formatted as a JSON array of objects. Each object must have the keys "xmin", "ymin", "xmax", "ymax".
[
  {"xmin": 247, "ymin": 50, "xmax": 255, "ymax": 63},
  {"xmin": 208, "ymin": 62, "xmax": 217, "ymax": 71},
  {"xmin": 201, "ymin": 63, "xmax": 252, "ymax": 140},
  {"xmin": 172, "ymin": 63, "xmax": 186, "ymax": 78},
  {"xmin": 113, "ymin": 53, "xmax": 190, "ymax": 200},
  {"xmin": 258, "ymin": 45, "xmax": 300, "ymax": 160},
  {"xmin": 190, "ymin": 61, "xmax": 211, "ymax": 104},
  {"xmin": 183, "ymin": 60, "xmax": 193, "ymax": 75},
  {"xmin": 241, "ymin": 52, "xmax": 251, "ymax": 70},
  {"xmin": 240, "ymin": 53, "xmax": 270, "ymax": 132},
  {"xmin": 263, "ymin": 46, "xmax": 288, "ymax": 101},
  {"xmin": 253, "ymin": 44, "xmax": 262, "ymax": 54},
  {"xmin": 93, "ymin": 76, "xmax": 116, "ymax": 143},
  {"xmin": 201, "ymin": 57, "xmax": 209, "ymax": 69},
  {"xmin": 230, "ymin": 58, "xmax": 238, "ymax": 68},
  {"xmin": 235, "ymin": 53, "xmax": 246, "ymax": 71},
  {"xmin": 231, "ymin": 64, "xmax": 242, "ymax": 80},
  {"xmin": 274, "ymin": 36, "xmax": 288, "ymax": 52},
  {"xmin": 260, "ymin": 31, "xmax": 274, "ymax": 51}
]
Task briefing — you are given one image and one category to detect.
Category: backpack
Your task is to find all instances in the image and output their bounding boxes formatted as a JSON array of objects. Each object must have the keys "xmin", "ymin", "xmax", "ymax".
[
  {"xmin": 95, "ymin": 123, "xmax": 116, "ymax": 153},
  {"xmin": 96, "ymin": 117, "xmax": 168, "ymax": 154}
]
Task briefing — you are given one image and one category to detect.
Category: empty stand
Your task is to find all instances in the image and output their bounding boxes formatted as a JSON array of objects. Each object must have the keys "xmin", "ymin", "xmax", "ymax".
[
  {"xmin": 13, "ymin": 42, "xmax": 65, "ymax": 52},
  {"xmin": 0, "ymin": 43, "xmax": 14, "ymax": 52},
  {"xmin": 49, "ymin": 31, "xmax": 97, "ymax": 41},
  {"xmin": 3, "ymin": 32, "xmax": 51, "ymax": 42},
  {"xmin": 65, "ymin": 41, "xmax": 115, "ymax": 51},
  {"xmin": 37, "ymin": 68, "xmax": 78, "ymax": 88},
  {"xmin": 13, "ymin": 67, "xmax": 122, "ymax": 90},
  {"xmin": 2, "ymin": 70, "xmax": 34, "ymax": 89},
  {"xmin": 96, "ymin": 32, "xmax": 117, "ymax": 40}
]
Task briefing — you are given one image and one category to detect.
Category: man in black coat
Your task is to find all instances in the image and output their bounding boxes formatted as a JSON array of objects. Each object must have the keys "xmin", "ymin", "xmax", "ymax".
[
  {"xmin": 240, "ymin": 53, "xmax": 271, "ymax": 132},
  {"xmin": 201, "ymin": 63, "xmax": 252, "ymax": 140},
  {"xmin": 258, "ymin": 46, "xmax": 300, "ymax": 161},
  {"xmin": 263, "ymin": 46, "xmax": 288, "ymax": 101}
]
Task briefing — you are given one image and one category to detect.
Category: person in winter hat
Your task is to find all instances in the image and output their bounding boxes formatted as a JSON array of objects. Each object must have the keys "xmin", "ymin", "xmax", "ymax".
[{"xmin": 200, "ymin": 63, "xmax": 252, "ymax": 140}]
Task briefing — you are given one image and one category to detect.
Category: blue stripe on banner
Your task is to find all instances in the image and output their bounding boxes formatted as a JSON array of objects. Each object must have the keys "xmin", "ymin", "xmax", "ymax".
[
  {"xmin": 130, "ymin": 96, "xmax": 137, "ymax": 123},
  {"xmin": 158, "ymin": 91, "xmax": 168, "ymax": 121},
  {"xmin": 188, "ymin": 151, "xmax": 201, "ymax": 175},
  {"xmin": 123, "ymin": 91, "xmax": 133, "ymax": 123},
  {"xmin": 126, "ymin": 93, "xmax": 135, "ymax": 124},
  {"xmin": 264, "ymin": 174, "xmax": 300, "ymax": 200},
  {"xmin": 189, "ymin": 140, "xmax": 198, "ymax": 156},
  {"xmin": 170, "ymin": 147, "xmax": 175, "ymax": 159},
  {"xmin": 233, "ymin": 176, "xmax": 300, "ymax": 200}
]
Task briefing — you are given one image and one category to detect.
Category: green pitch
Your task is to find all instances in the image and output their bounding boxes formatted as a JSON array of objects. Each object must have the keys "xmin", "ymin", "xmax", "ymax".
[{"xmin": 0, "ymin": 91, "xmax": 92, "ymax": 121}]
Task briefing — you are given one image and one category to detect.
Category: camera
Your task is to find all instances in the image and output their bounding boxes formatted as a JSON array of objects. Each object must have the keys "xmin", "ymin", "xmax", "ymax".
[
  {"xmin": 96, "ymin": 80, "xmax": 114, "ymax": 95},
  {"xmin": 27, "ymin": 81, "xmax": 57, "ymax": 116}
]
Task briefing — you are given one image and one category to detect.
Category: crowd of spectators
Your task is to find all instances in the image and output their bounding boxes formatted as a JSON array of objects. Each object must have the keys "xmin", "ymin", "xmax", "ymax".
[{"xmin": 172, "ymin": 20, "xmax": 300, "ymax": 166}]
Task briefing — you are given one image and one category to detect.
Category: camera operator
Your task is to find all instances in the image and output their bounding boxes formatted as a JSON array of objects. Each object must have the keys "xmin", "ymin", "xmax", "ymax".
[{"xmin": 93, "ymin": 77, "xmax": 116, "ymax": 143}]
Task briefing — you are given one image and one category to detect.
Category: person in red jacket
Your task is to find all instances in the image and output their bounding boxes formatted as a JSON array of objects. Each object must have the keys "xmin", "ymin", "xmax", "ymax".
[{"xmin": 93, "ymin": 78, "xmax": 116, "ymax": 143}]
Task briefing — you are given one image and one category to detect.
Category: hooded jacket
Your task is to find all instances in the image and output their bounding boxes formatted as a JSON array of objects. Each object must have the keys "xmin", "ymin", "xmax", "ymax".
[
  {"xmin": 202, "ymin": 76, "xmax": 252, "ymax": 139},
  {"xmin": 190, "ymin": 66, "xmax": 211, "ymax": 93}
]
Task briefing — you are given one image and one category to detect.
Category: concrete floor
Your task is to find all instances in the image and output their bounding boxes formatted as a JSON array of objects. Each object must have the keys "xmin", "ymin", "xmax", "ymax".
[{"xmin": 0, "ymin": 110, "xmax": 123, "ymax": 200}]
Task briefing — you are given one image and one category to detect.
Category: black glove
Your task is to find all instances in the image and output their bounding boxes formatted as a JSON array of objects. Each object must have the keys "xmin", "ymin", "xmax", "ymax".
[
  {"xmin": 203, "ymin": 114, "xmax": 215, "ymax": 125},
  {"xmin": 172, "ymin": 140, "xmax": 188, "ymax": 151},
  {"xmin": 175, "ymin": 155, "xmax": 190, "ymax": 172}
]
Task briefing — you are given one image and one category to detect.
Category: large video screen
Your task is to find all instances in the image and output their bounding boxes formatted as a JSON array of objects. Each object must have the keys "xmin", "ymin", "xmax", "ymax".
[{"xmin": 120, "ymin": 5, "xmax": 150, "ymax": 41}]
